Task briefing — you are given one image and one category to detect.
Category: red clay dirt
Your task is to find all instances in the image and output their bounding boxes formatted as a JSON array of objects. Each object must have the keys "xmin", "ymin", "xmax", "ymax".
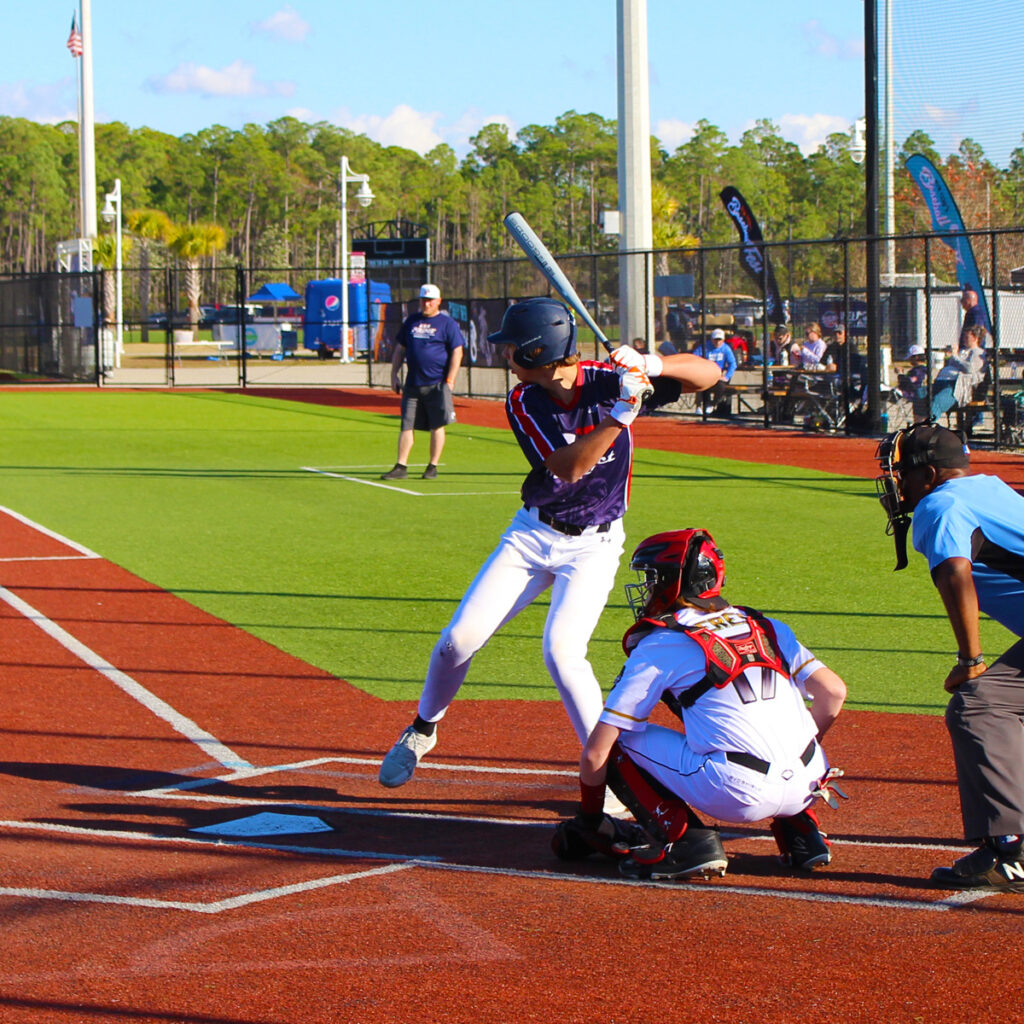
[{"xmin": 2, "ymin": 388, "xmax": 1023, "ymax": 1024}]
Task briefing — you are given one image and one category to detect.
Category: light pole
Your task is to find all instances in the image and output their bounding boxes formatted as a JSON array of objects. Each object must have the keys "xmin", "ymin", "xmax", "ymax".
[
  {"xmin": 339, "ymin": 156, "xmax": 374, "ymax": 362},
  {"xmin": 100, "ymin": 177, "xmax": 122, "ymax": 368}
]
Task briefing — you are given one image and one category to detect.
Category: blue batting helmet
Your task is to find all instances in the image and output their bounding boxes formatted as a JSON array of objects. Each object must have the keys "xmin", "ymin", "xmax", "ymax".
[{"xmin": 488, "ymin": 297, "xmax": 577, "ymax": 368}]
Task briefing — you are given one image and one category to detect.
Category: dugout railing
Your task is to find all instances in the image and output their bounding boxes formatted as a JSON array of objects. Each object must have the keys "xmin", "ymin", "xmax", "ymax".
[{"xmin": 3, "ymin": 228, "xmax": 1024, "ymax": 449}]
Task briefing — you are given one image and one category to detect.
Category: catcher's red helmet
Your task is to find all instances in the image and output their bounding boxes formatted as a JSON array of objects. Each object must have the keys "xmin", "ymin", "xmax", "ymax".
[{"xmin": 624, "ymin": 528, "xmax": 726, "ymax": 619}]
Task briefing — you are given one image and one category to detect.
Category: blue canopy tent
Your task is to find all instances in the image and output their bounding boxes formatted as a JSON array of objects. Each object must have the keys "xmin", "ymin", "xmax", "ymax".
[
  {"xmin": 245, "ymin": 282, "xmax": 302, "ymax": 356},
  {"xmin": 247, "ymin": 282, "xmax": 301, "ymax": 305}
]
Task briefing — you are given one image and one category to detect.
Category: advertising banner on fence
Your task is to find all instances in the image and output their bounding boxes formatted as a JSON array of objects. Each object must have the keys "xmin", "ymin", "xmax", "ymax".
[{"xmin": 905, "ymin": 153, "xmax": 992, "ymax": 333}]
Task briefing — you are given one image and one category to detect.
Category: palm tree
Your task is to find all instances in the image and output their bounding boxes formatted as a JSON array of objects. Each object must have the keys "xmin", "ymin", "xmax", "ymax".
[
  {"xmin": 652, "ymin": 182, "xmax": 699, "ymax": 345},
  {"xmin": 126, "ymin": 209, "xmax": 174, "ymax": 342},
  {"xmin": 168, "ymin": 223, "xmax": 228, "ymax": 330},
  {"xmin": 93, "ymin": 233, "xmax": 134, "ymax": 327}
]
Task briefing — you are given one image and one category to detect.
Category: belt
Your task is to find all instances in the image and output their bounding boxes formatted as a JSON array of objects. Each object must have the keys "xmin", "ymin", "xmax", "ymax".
[
  {"xmin": 529, "ymin": 507, "xmax": 611, "ymax": 537},
  {"xmin": 725, "ymin": 739, "xmax": 816, "ymax": 776}
]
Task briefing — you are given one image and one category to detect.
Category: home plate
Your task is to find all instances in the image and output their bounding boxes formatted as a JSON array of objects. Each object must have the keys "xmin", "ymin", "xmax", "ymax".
[{"xmin": 191, "ymin": 812, "xmax": 334, "ymax": 837}]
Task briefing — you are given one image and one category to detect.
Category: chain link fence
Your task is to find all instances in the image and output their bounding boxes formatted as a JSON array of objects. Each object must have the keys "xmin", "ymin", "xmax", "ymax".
[{"xmin": 4, "ymin": 229, "xmax": 1024, "ymax": 448}]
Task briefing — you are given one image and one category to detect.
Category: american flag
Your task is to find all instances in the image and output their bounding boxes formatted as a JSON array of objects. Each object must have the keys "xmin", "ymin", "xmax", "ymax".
[{"xmin": 67, "ymin": 14, "xmax": 83, "ymax": 58}]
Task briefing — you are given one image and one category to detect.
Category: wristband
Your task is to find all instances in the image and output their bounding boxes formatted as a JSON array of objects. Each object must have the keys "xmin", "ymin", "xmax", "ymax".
[
  {"xmin": 643, "ymin": 352, "xmax": 664, "ymax": 378},
  {"xmin": 957, "ymin": 653, "xmax": 985, "ymax": 668}
]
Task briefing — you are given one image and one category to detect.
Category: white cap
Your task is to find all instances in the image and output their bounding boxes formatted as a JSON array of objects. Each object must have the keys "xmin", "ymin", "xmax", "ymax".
[
  {"xmin": 710, "ymin": 328, "xmax": 725, "ymax": 340},
  {"xmin": 419, "ymin": 283, "xmax": 441, "ymax": 300},
  {"xmin": 908, "ymin": 344, "xmax": 926, "ymax": 357}
]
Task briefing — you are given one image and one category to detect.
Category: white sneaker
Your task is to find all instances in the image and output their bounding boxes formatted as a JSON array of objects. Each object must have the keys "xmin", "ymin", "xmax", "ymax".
[
  {"xmin": 604, "ymin": 792, "xmax": 632, "ymax": 818},
  {"xmin": 378, "ymin": 725, "xmax": 437, "ymax": 788}
]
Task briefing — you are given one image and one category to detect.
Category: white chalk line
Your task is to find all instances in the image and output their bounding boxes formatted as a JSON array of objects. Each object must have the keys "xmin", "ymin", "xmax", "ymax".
[
  {"xmin": 0, "ymin": 507, "xmax": 251, "ymax": 772},
  {"xmin": 0, "ymin": 861, "xmax": 417, "ymax": 915},
  {"xmin": 301, "ymin": 466, "xmax": 519, "ymax": 497},
  {"xmin": 0, "ymin": 818, "xmax": 994, "ymax": 915},
  {"xmin": 0, "ymin": 504, "xmax": 101, "ymax": 558},
  {"xmin": 0, "ymin": 555, "xmax": 98, "ymax": 562}
]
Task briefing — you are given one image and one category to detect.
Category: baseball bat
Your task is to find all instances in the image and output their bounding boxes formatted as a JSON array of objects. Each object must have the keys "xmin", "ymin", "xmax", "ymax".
[{"xmin": 503, "ymin": 211, "xmax": 613, "ymax": 353}]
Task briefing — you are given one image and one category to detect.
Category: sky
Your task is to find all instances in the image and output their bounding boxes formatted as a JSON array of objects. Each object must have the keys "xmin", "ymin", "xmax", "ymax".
[{"xmin": 2, "ymin": 1, "xmax": 1020, "ymax": 165}]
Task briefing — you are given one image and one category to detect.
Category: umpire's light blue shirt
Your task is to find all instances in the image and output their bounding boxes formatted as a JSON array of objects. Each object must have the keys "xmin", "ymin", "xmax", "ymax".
[{"xmin": 912, "ymin": 474, "xmax": 1024, "ymax": 637}]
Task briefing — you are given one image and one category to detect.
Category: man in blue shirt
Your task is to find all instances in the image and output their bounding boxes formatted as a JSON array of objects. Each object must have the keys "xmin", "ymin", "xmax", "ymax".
[
  {"xmin": 383, "ymin": 283, "xmax": 464, "ymax": 480},
  {"xmin": 693, "ymin": 328, "xmax": 737, "ymax": 416},
  {"xmin": 876, "ymin": 423, "xmax": 1024, "ymax": 892}
]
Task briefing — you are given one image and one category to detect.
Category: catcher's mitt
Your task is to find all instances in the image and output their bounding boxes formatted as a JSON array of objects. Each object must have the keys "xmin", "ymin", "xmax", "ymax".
[{"xmin": 551, "ymin": 812, "xmax": 646, "ymax": 861}]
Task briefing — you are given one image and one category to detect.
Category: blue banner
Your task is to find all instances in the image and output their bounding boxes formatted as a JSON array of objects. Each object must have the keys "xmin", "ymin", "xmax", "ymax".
[{"xmin": 905, "ymin": 154, "xmax": 992, "ymax": 333}]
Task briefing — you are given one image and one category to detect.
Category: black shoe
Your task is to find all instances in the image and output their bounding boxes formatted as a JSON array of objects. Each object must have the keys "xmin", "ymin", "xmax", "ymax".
[
  {"xmin": 380, "ymin": 464, "xmax": 407, "ymax": 480},
  {"xmin": 772, "ymin": 809, "xmax": 831, "ymax": 870},
  {"xmin": 931, "ymin": 837, "xmax": 1024, "ymax": 892},
  {"xmin": 421, "ymin": 464, "xmax": 438, "ymax": 479},
  {"xmin": 619, "ymin": 827, "xmax": 727, "ymax": 881}
]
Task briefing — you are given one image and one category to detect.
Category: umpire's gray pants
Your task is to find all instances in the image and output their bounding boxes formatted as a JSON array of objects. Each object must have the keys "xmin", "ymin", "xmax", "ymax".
[{"xmin": 945, "ymin": 637, "xmax": 1024, "ymax": 840}]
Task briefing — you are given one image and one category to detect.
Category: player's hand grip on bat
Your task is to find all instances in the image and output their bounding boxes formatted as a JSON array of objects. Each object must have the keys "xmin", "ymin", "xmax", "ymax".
[
  {"xmin": 609, "ymin": 344, "xmax": 663, "ymax": 379},
  {"xmin": 609, "ymin": 367, "xmax": 653, "ymax": 426}
]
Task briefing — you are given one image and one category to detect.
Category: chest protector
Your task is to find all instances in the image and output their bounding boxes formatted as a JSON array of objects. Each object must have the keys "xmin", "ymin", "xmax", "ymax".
[{"xmin": 624, "ymin": 606, "xmax": 791, "ymax": 720}]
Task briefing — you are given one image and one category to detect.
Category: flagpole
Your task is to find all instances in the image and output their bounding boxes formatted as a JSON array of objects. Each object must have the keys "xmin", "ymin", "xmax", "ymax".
[
  {"xmin": 79, "ymin": 0, "xmax": 97, "ymax": 238},
  {"xmin": 75, "ymin": 15, "xmax": 85, "ymax": 237}
]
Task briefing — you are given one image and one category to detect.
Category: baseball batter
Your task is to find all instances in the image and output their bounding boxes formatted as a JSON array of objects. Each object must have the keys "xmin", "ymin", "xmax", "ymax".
[
  {"xmin": 378, "ymin": 297, "xmax": 719, "ymax": 792},
  {"xmin": 554, "ymin": 528, "xmax": 847, "ymax": 880}
]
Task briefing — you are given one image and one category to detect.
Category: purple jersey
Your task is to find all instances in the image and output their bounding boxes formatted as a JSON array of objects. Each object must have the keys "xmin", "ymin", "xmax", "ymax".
[
  {"xmin": 505, "ymin": 361, "xmax": 633, "ymax": 527},
  {"xmin": 397, "ymin": 311, "xmax": 464, "ymax": 388}
]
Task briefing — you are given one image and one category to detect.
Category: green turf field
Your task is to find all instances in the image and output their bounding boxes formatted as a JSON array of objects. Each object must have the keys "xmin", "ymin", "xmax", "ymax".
[{"xmin": 0, "ymin": 389, "xmax": 1012, "ymax": 713}]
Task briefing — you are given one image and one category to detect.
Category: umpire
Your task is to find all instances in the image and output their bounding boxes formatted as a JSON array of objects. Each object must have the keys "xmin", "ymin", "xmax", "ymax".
[
  {"xmin": 382, "ymin": 283, "xmax": 464, "ymax": 480},
  {"xmin": 876, "ymin": 423, "xmax": 1024, "ymax": 892}
]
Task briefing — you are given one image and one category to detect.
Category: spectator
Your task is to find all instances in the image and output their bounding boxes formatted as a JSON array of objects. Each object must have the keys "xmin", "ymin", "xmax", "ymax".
[
  {"xmin": 930, "ymin": 324, "xmax": 987, "ymax": 423},
  {"xmin": 693, "ymin": 328, "xmax": 737, "ymax": 415},
  {"xmin": 824, "ymin": 324, "xmax": 866, "ymax": 397},
  {"xmin": 791, "ymin": 323, "xmax": 827, "ymax": 369},
  {"xmin": 726, "ymin": 331, "xmax": 749, "ymax": 366},
  {"xmin": 632, "ymin": 336, "xmax": 650, "ymax": 355},
  {"xmin": 959, "ymin": 289, "xmax": 986, "ymax": 348},
  {"xmin": 769, "ymin": 325, "xmax": 792, "ymax": 365},
  {"xmin": 382, "ymin": 284, "xmax": 464, "ymax": 480},
  {"xmin": 898, "ymin": 344, "xmax": 930, "ymax": 422}
]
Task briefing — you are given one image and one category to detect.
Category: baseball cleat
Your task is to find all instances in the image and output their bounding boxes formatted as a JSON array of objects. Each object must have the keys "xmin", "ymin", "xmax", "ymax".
[
  {"xmin": 378, "ymin": 725, "xmax": 437, "ymax": 788},
  {"xmin": 381, "ymin": 464, "xmax": 408, "ymax": 480},
  {"xmin": 772, "ymin": 809, "xmax": 832, "ymax": 870},
  {"xmin": 931, "ymin": 837, "xmax": 1024, "ymax": 893},
  {"xmin": 618, "ymin": 827, "xmax": 728, "ymax": 881}
]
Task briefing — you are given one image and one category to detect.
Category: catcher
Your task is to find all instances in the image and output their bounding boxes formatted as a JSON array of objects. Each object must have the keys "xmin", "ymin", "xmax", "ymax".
[{"xmin": 553, "ymin": 527, "xmax": 847, "ymax": 880}]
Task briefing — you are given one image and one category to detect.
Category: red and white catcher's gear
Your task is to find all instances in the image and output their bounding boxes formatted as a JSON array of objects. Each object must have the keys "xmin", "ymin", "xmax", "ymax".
[{"xmin": 624, "ymin": 529, "xmax": 726, "ymax": 621}]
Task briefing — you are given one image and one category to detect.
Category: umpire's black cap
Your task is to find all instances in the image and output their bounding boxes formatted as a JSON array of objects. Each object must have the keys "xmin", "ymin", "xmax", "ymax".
[{"xmin": 895, "ymin": 424, "xmax": 970, "ymax": 470}]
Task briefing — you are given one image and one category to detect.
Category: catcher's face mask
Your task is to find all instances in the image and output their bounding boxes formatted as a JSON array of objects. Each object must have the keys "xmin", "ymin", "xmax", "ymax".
[
  {"xmin": 875, "ymin": 424, "xmax": 971, "ymax": 571},
  {"xmin": 624, "ymin": 529, "xmax": 725, "ymax": 619},
  {"xmin": 875, "ymin": 429, "xmax": 913, "ymax": 571}
]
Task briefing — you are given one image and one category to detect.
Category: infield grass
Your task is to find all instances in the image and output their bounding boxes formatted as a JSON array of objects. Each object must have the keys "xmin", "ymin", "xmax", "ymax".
[{"xmin": 0, "ymin": 389, "xmax": 1013, "ymax": 714}]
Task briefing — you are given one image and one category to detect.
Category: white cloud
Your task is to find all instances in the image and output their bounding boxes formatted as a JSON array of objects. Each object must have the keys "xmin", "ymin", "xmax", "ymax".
[
  {"xmin": 285, "ymin": 106, "xmax": 318, "ymax": 123},
  {"xmin": 0, "ymin": 78, "xmax": 76, "ymax": 122},
  {"xmin": 923, "ymin": 103, "xmax": 963, "ymax": 128},
  {"xmin": 778, "ymin": 113, "xmax": 851, "ymax": 154},
  {"xmin": 655, "ymin": 118, "xmax": 696, "ymax": 151},
  {"xmin": 147, "ymin": 60, "xmax": 295, "ymax": 99},
  {"xmin": 252, "ymin": 5, "xmax": 310, "ymax": 43},
  {"xmin": 802, "ymin": 19, "xmax": 864, "ymax": 60},
  {"xmin": 334, "ymin": 104, "xmax": 444, "ymax": 154}
]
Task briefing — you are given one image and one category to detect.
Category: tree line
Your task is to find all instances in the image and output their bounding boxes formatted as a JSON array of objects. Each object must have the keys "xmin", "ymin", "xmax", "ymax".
[{"xmin": 2, "ymin": 110, "xmax": 1023, "ymax": 280}]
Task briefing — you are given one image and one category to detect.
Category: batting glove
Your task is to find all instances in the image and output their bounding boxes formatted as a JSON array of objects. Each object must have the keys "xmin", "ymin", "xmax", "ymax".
[
  {"xmin": 609, "ymin": 367, "xmax": 653, "ymax": 426},
  {"xmin": 609, "ymin": 345, "xmax": 663, "ymax": 378}
]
